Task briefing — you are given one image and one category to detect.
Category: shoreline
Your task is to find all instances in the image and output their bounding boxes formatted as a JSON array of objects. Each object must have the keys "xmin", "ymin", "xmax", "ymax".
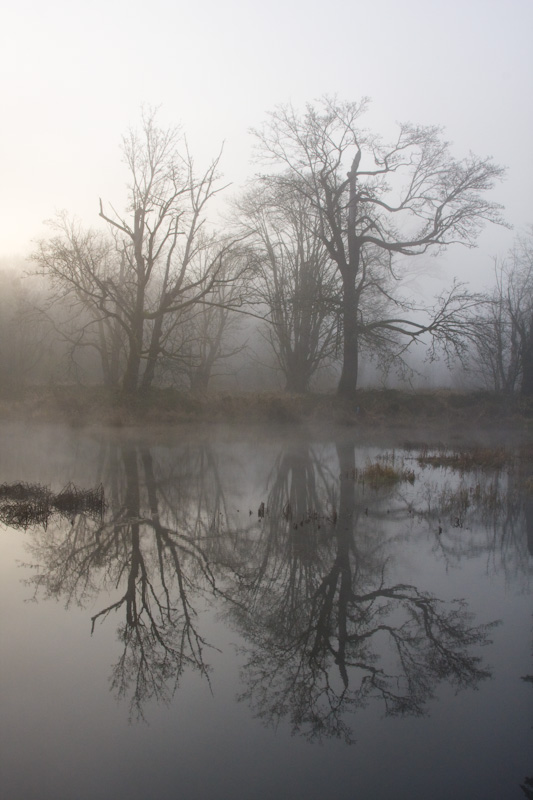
[{"xmin": 0, "ymin": 387, "xmax": 531, "ymax": 435}]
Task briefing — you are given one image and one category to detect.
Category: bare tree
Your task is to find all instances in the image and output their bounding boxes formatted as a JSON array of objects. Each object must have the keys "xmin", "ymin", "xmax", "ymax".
[
  {"xmin": 152, "ymin": 247, "xmax": 247, "ymax": 392},
  {"xmin": 34, "ymin": 109, "xmax": 244, "ymax": 393},
  {"xmin": 252, "ymin": 97, "xmax": 506, "ymax": 396},
  {"xmin": 472, "ymin": 228, "xmax": 533, "ymax": 395},
  {"xmin": 236, "ymin": 177, "xmax": 340, "ymax": 392},
  {"xmin": 33, "ymin": 216, "xmax": 127, "ymax": 387}
]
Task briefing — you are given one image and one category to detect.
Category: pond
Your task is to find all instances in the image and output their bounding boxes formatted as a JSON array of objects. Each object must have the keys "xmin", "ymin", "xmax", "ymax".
[{"xmin": 0, "ymin": 422, "xmax": 531, "ymax": 800}]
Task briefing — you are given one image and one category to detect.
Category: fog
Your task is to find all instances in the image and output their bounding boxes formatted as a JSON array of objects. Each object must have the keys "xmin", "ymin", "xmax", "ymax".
[{"xmin": 2, "ymin": 1, "xmax": 531, "ymax": 275}]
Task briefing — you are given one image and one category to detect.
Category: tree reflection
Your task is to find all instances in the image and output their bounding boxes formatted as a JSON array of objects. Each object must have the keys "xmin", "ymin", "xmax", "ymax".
[
  {"xmin": 519, "ymin": 444, "xmax": 533, "ymax": 558},
  {"xmin": 231, "ymin": 440, "xmax": 496, "ymax": 743},
  {"xmin": 24, "ymin": 440, "xmax": 233, "ymax": 720},
  {"xmin": 93, "ymin": 446, "xmax": 218, "ymax": 717},
  {"xmin": 13, "ymin": 434, "xmax": 527, "ymax": 738}
]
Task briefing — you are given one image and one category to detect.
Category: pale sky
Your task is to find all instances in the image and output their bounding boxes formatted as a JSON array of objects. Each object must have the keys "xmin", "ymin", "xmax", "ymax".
[{"xmin": 1, "ymin": 0, "xmax": 532, "ymax": 289}]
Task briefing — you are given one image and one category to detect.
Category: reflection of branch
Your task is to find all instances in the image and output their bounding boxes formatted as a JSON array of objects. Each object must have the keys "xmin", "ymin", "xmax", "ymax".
[
  {"xmin": 21, "ymin": 440, "xmax": 240, "ymax": 722},
  {"xmin": 231, "ymin": 440, "xmax": 495, "ymax": 743},
  {"xmin": 88, "ymin": 445, "xmax": 218, "ymax": 720},
  {"xmin": 237, "ymin": 556, "xmax": 495, "ymax": 742}
]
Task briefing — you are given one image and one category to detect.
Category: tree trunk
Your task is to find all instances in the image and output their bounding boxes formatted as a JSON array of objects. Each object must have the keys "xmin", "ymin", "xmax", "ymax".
[
  {"xmin": 190, "ymin": 369, "xmax": 210, "ymax": 393},
  {"xmin": 337, "ymin": 153, "xmax": 361, "ymax": 399},
  {"xmin": 121, "ymin": 445, "xmax": 141, "ymax": 626},
  {"xmin": 285, "ymin": 366, "xmax": 310, "ymax": 394},
  {"xmin": 122, "ymin": 209, "xmax": 146, "ymax": 394},
  {"xmin": 140, "ymin": 313, "xmax": 165, "ymax": 391},
  {"xmin": 333, "ymin": 439, "xmax": 357, "ymax": 687},
  {"xmin": 122, "ymin": 322, "xmax": 142, "ymax": 394},
  {"xmin": 122, "ymin": 353, "xmax": 140, "ymax": 393},
  {"xmin": 337, "ymin": 272, "xmax": 359, "ymax": 397}
]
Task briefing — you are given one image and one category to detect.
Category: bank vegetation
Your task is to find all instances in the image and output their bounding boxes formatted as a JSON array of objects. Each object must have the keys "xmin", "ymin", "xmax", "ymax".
[{"xmin": 1, "ymin": 386, "xmax": 531, "ymax": 432}]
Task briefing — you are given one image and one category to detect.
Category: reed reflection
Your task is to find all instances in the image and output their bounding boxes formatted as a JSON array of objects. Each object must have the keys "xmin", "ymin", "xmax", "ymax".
[{"xmin": 413, "ymin": 444, "xmax": 533, "ymax": 584}]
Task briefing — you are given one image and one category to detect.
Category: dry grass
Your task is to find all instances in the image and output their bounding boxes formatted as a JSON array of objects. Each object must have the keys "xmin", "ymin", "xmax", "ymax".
[
  {"xmin": 523, "ymin": 476, "xmax": 533, "ymax": 493},
  {"xmin": 0, "ymin": 481, "xmax": 105, "ymax": 529},
  {"xmin": 350, "ymin": 459, "xmax": 416, "ymax": 488},
  {"xmin": 417, "ymin": 447, "xmax": 512, "ymax": 471}
]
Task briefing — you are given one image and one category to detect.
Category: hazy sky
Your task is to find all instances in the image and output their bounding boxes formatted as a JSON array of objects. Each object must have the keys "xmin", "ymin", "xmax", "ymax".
[{"xmin": 1, "ymin": 0, "xmax": 531, "ymax": 288}]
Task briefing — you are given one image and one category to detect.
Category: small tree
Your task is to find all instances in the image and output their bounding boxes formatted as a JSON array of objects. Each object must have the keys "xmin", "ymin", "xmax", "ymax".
[{"xmin": 252, "ymin": 97, "xmax": 506, "ymax": 397}]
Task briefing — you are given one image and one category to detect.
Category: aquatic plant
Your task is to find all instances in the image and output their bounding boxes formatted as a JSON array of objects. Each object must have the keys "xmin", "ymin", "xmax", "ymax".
[{"xmin": 0, "ymin": 481, "xmax": 105, "ymax": 529}]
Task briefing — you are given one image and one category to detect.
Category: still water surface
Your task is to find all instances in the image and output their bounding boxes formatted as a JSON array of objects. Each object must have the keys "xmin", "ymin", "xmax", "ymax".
[{"xmin": 0, "ymin": 422, "xmax": 531, "ymax": 800}]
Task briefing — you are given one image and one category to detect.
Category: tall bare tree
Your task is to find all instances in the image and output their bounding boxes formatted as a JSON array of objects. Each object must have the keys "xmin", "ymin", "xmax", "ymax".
[
  {"xmin": 104, "ymin": 109, "xmax": 246, "ymax": 393},
  {"xmin": 35, "ymin": 109, "xmax": 244, "ymax": 393},
  {"xmin": 252, "ymin": 97, "xmax": 506, "ymax": 396}
]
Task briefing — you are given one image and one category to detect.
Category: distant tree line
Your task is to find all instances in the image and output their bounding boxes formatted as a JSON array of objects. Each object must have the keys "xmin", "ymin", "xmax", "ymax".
[
  {"xmin": 1, "ymin": 101, "xmax": 531, "ymax": 397},
  {"xmin": 468, "ymin": 228, "xmax": 533, "ymax": 395}
]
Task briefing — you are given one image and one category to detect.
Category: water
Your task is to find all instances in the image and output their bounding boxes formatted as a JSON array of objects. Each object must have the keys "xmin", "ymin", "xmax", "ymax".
[{"xmin": 0, "ymin": 422, "xmax": 531, "ymax": 800}]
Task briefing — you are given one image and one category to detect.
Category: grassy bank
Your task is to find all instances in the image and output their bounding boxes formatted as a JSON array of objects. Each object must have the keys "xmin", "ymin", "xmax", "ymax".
[{"xmin": 0, "ymin": 386, "xmax": 532, "ymax": 431}]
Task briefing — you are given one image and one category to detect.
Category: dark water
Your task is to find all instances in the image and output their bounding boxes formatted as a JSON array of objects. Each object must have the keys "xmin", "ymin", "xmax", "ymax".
[{"xmin": 0, "ymin": 422, "xmax": 531, "ymax": 800}]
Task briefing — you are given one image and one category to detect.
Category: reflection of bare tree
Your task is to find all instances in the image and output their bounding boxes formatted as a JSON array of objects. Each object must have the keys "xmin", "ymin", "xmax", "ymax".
[
  {"xmin": 15, "ymin": 435, "xmax": 526, "ymax": 736},
  {"xmin": 24, "ymin": 441, "xmax": 234, "ymax": 720},
  {"xmin": 267, "ymin": 441, "xmax": 338, "ymax": 521},
  {"xmin": 232, "ymin": 440, "xmax": 495, "ymax": 743},
  {"xmin": 518, "ymin": 445, "xmax": 533, "ymax": 558},
  {"xmin": 93, "ymin": 446, "xmax": 218, "ymax": 718},
  {"xmin": 231, "ymin": 442, "xmax": 337, "ymax": 640}
]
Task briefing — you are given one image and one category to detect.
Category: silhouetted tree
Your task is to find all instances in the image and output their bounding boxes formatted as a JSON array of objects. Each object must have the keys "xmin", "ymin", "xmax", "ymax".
[
  {"xmin": 231, "ymin": 440, "xmax": 495, "ymax": 741},
  {"xmin": 34, "ymin": 109, "xmax": 245, "ymax": 393},
  {"xmin": 252, "ymin": 97, "xmax": 506, "ymax": 396}
]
